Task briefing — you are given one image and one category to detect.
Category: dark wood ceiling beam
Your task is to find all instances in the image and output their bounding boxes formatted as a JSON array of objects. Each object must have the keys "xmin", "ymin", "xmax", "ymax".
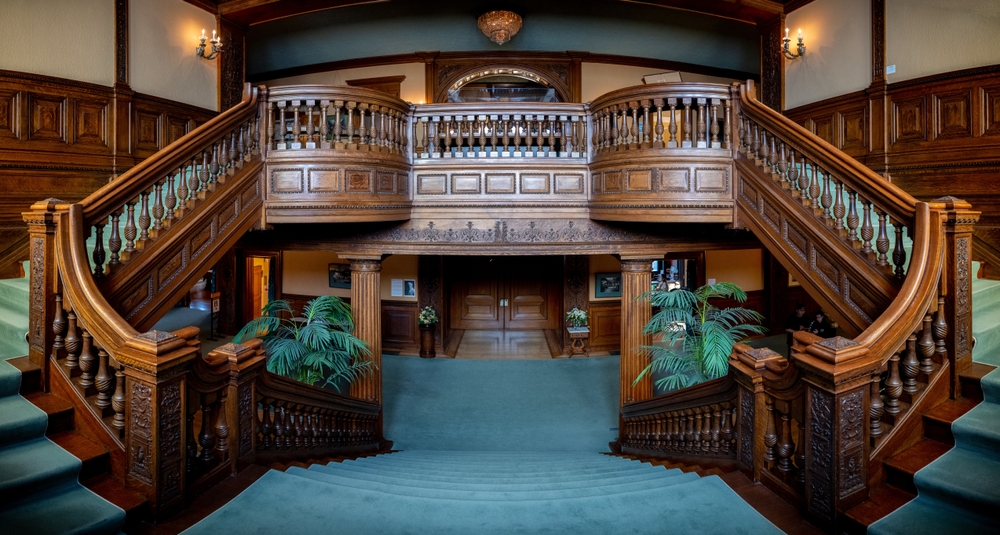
[
  {"xmin": 621, "ymin": 0, "xmax": 786, "ymax": 24},
  {"xmin": 182, "ymin": 0, "xmax": 220, "ymax": 14},
  {"xmin": 218, "ymin": 0, "xmax": 385, "ymax": 25}
]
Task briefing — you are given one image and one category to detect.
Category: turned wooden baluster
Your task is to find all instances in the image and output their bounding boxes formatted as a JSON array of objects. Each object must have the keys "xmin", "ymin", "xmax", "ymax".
[
  {"xmin": 275, "ymin": 102, "xmax": 287, "ymax": 149},
  {"xmin": 861, "ymin": 200, "xmax": 875, "ymax": 256},
  {"xmin": 137, "ymin": 191, "xmax": 150, "ymax": 244},
  {"xmin": 918, "ymin": 313, "xmax": 935, "ymax": 375},
  {"xmin": 443, "ymin": 118, "xmax": 453, "ymax": 156},
  {"xmin": 821, "ymin": 170, "xmax": 834, "ymax": 223},
  {"xmin": 774, "ymin": 142, "xmax": 788, "ymax": 183},
  {"xmin": 290, "ymin": 102, "xmax": 302, "ymax": 149},
  {"xmin": 767, "ymin": 135, "xmax": 779, "ymax": 175},
  {"xmin": 723, "ymin": 99, "xmax": 732, "ymax": 149},
  {"xmin": 293, "ymin": 408, "xmax": 304, "ymax": 448},
  {"xmin": 710, "ymin": 405, "xmax": 721, "ymax": 454},
  {"xmin": 151, "ymin": 180, "xmax": 164, "ymax": 232},
  {"xmin": 786, "ymin": 150, "xmax": 800, "ymax": 195},
  {"xmin": 776, "ymin": 408, "xmax": 794, "ymax": 474},
  {"xmin": 489, "ymin": 118, "xmax": 499, "ymax": 155},
  {"xmin": 870, "ymin": 378, "xmax": 884, "ymax": 440},
  {"xmin": 846, "ymin": 190, "xmax": 860, "ymax": 245},
  {"xmin": 215, "ymin": 390, "xmax": 229, "ymax": 456},
  {"xmin": 64, "ymin": 311, "xmax": 80, "ymax": 370},
  {"xmin": 94, "ymin": 349, "xmax": 113, "ymax": 410},
  {"xmin": 833, "ymin": 180, "xmax": 846, "ymax": 233},
  {"xmin": 652, "ymin": 101, "xmax": 664, "ymax": 148},
  {"xmin": 319, "ymin": 101, "xmax": 330, "ymax": 150},
  {"xmin": 808, "ymin": 162, "xmax": 821, "ymax": 208},
  {"xmin": 667, "ymin": 99, "xmax": 678, "ymax": 148},
  {"xmin": 188, "ymin": 156, "xmax": 201, "ymax": 202},
  {"xmin": 696, "ymin": 99, "xmax": 707, "ymax": 148},
  {"xmin": 477, "ymin": 118, "xmax": 487, "ymax": 156},
  {"xmin": 266, "ymin": 102, "xmax": 274, "ymax": 149},
  {"xmin": 682, "ymin": 99, "xmax": 693, "ymax": 147},
  {"xmin": 901, "ymin": 333, "xmax": 919, "ymax": 395},
  {"xmin": 893, "ymin": 221, "xmax": 908, "ymax": 279},
  {"xmin": 710, "ymin": 100, "xmax": 720, "ymax": 148},
  {"xmin": 79, "ymin": 331, "xmax": 95, "ymax": 389},
  {"xmin": 199, "ymin": 394, "xmax": 217, "ymax": 462},
  {"xmin": 759, "ymin": 130, "xmax": 771, "ymax": 172},
  {"xmin": 345, "ymin": 103, "xmax": 356, "ymax": 147},
  {"xmin": 610, "ymin": 109, "xmax": 621, "ymax": 150},
  {"xmin": 737, "ymin": 115, "xmax": 747, "ymax": 153},
  {"xmin": 91, "ymin": 225, "xmax": 105, "ymax": 278},
  {"xmin": 123, "ymin": 201, "xmax": 137, "ymax": 255},
  {"xmin": 260, "ymin": 403, "xmax": 273, "ymax": 449},
  {"xmin": 513, "ymin": 119, "xmax": 523, "ymax": 156},
  {"xmin": 107, "ymin": 212, "xmax": 122, "ymax": 270},
  {"xmin": 302, "ymin": 412, "xmax": 313, "ymax": 447},
  {"xmin": 700, "ymin": 408, "xmax": 712, "ymax": 452},
  {"xmin": 933, "ymin": 296, "xmax": 948, "ymax": 366},
  {"xmin": 685, "ymin": 409, "xmax": 697, "ymax": 452},
  {"xmin": 884, "ymin": 352, "xmax": 903, "ymax": 416},
  {"xmin": 629, "ymin": 104, "xmax": 639, "ymax": 148},
  {"xmin": 304, "ymin": 102, "xmax": 315, "ymax": 148},
  {"xmin": 173, "ymin": 165, "xmax": 188, "ymax": 215},
  {"xmin": 218, "ymin": 134, "xmax": 230, "ymax": 174},
  {"xmin": 276, "ymin": 405, "xmax": 289, "ymax": 448},
  {"xmin": 763, "ymin": 396, "xmax": 777, "ymax": 465},
  {"xmin": 720, "ymin": 405, "xmax": 733, "ymax": 454},
  {"xmin": 500, "ymin": 119, "xmax": 510, "ymax": 156},
  {"xmin": 876, "ymin": 211, "xmax": 891, "ymax": 269},
  {"xmin": 547, "ymin": 117, "xmax": 556, "ymax": 156},
  {"xmin": 332, "ymin": 102, "xmax": 343, "ymax": 147},
  {"xmin": 112, "ymin": 365, "xmax": 126, "ymax": 430}
]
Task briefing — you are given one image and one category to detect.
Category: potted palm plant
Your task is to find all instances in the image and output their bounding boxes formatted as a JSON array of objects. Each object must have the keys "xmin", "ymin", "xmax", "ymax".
[
  {"xmin": 635, "ymin": 281, "xmax": 767, "ymax": 392},
  {"xmin": 233, "ymin": 295, "xmax": 373, "ymax": 391},
  {"xmin": 417, "ymin": 306, "xmax": 438, "ymax": 358}
]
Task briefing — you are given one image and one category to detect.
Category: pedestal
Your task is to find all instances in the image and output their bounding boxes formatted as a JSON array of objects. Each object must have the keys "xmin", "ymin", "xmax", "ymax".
[
  {"xmin": 419, "ymin": 324, "xmax": 436, "ymax": 358},
  {"xmin": 567, "ymin": 327, "xmax": 589, "ymax": 357}
]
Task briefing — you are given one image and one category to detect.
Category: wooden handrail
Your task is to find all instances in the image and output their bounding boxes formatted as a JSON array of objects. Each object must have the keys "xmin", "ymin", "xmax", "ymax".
[
  {"xmin": 589, "ymin": 82, "xmax": 732, "ymax": 111},
  {"xmin": 256, "ymin": 370, "xmax": 381, "ymax": 416},
  {"xmin": 621, "ymin": 374, "xmax": 736, "ymax": 418},
  {"xmin": 266, "ymin": 84, "xmax": 410, "ymax": 113}
]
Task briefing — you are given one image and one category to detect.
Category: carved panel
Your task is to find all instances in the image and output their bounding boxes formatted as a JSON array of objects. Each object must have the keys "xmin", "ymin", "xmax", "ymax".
[
  {"xmin": 783, "ymin": 221, "xmax": 809, "ymax": 261},
  {"xmin": 217, "ymin": 199, "xmax": 239, "ymax": 232},
  {"xmin": 190, "ymin": 221, "xmax": 216, "ymax": 259},
  {"xmin": 376, "ymin": 171, "xmax": 396, "ymax": 194},
  {"xmin": 694, "ymin": 167, "xmax": 729, "ymax": 193},
  {"xmin": 739, "ymin": 387, "xmax": 754, "ymax": 469},
  {"xmin": 27, "ymin": 94, "xmax": 66, "ymax": 142},
  {"xmin": 299, "ymin": 168, "xmax": 337, "ymax": 193},
  {"xmin": 759, "ymin": 16, "xmax": 783, "ymax": 111},
  {"xmin": 807, "ymin": 387, "xmax": 835, "ymax": 521},
  {"xmin": 840, "ymin": 108, "xmax": 867, "ymax": 152},
  {"xmin": 739, "ymin": 178, "xmax": 759, "ymax": 210},
  {"xmin": 238, "ymin": 384, "xmax": 254, "ymax": 457},
  {"xmin": 564, "ymin": 255, "xmax": 589, "ymax": 316},
  {"xmin": 241, "ymin": 180, "xmax": 261, "ymax": 207},
  {"xmin": 0, "ymin": 89, "xmax": 16, "ymax": 139},
  {"xmin": 165, "ymin": 115, "xmax": 189, "ymax": 145},
  {"xmin": 159, "ymin": 383, "xmax": 182, "ymax": 503},
  {"xmin": 417, "ymin": 174, "xmax": 447, "ymax": 194},
  {"xmin": 382, "ymin": 302, "xmax": 418, "ymax": 347},
  {"xmin": 956, "ymin": 236, "xmax": 971, "ymax": 314},
  {"xmin": 603, "ymin": 170, "xmax": 622, "ymax": 193},
  {"xmin": 934, "ymin": 90, "xmax": 973, "ymax": 140},
  {"xmin": 74, "ymin": 99, "xmax": 108, "ymax": 148},
  {"xmin": 891, "ymin": 96, "xmax": 927, "ymax": 145},
  {"xmin": 122, "ymin": 277, "xmax": 154, "ymax": 320},
  {"xmin": 520, "ymin": 173, "xmax": 549, "ymax": 194},
  {"xmin": 659, "ymin": 168, "xmax": 691, "ymax": 192},
  {"xmin": 128, "ymin": 381, "xmax": 154, "ymax": 485},
  {"xmin": 839, "ymin": 389, "xmax": 865, "ymax": 497},
  {"xmin": 844, "ymin": 279, "xmax": 878, "ymax": 324},
  {"xmin": 270, "ymin": 169, "xmax": 304, "ymax": 194},
  {"xmin": 486, "ymin": 173, "xmax": 515, "ymax": 193},
  {"xmin": 157, "ymin": 249, "xmax": 186, "ymax": 291},
  {"xmin": 761, "ymin": 198, "xmax": 781, "ymax": 232},
  {"xmin": 588, "ymin": 301, "xmax": 621, "ymax": 351},
  {"xmin": 346, "ymin": 169, "xmax": 374, "ymax": 193},
  {"xmin": 813, "ymin": 116, "xmax": 834, "ymax": 145},
  {"xmin": 554, "ymin": 174, "xmax": 583, "ymax": 194},
  {"xmin": 135, "ymin": 110, "xmax": 161, "ymax": 153},
  {"xmin": 983, "ymin": 85, "xmax": 1000, "ymax": 137},
  {"xmin": 626, "ymin": 168, "xmax": 653, "ymax": 192},
  {"xmin": 451, "ymin": 173, "xmax": 481, "ymax": 194},
  {"xmin": 29, "ymin": 237, "xmax": 44, "ymax": 350},
  {"xmin": 811, "ymin": 247, "xmax": 842, "ymax": 294}
]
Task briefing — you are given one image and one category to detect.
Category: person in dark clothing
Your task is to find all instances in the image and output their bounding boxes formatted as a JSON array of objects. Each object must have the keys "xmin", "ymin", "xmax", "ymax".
[
  {"xmin": 809, "ymin": 310, "xmax": 835, "ymax": 338},
  {"xmin": 784, "ymin": 303, "xmax": 810, "ymax": 351}
]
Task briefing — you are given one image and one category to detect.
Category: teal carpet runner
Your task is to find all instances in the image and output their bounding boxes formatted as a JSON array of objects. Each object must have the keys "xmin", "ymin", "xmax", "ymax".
[
  {"xmin": 184, "ymin": 356, "xmax": 781, "ymax": 534},
  {"xmin": 0, "ymin": 267, "xmax": 125, "ymax": 535},
  {"xmin": 869, "ymin": 268, "xmax": 1000, "ymax": 534}
]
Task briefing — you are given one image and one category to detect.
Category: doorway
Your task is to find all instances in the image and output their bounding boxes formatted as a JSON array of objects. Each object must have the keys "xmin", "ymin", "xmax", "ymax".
[
  {"xmin": 243, "ymin": 253, "xmax": 278, "ymax": 322},
  {"xmin": 446, "ymin": 256, "xmax": 562, "ymax": 331}
]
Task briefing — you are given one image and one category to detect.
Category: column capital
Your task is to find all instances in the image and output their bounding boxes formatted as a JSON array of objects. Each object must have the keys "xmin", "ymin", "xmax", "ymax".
[
  {"xmin": 619, "ymin": 258, "xmax": 655, "ymax": 272},
  {"xmin": 347, "ymin": 257, "xmax": 382, "ymax": 272}
]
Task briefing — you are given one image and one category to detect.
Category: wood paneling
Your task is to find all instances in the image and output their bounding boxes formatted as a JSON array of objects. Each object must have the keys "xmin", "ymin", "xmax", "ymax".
[
  {"xmin": 588, "ymin": 300, "xmax": 621, "ymax": 352},
  {"xmin": 382, "ymin": 301, "xmax": 419, "ymax": 352}
]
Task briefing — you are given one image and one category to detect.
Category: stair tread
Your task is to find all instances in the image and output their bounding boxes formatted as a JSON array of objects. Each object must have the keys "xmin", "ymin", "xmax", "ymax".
[
  {"xmin": 951, "ymin": 401, "xmax": 1000, "ymax": 455},
  {"xmin": 0, "ymin": 394, "xmax": 48, "ymax": 447},
  {"xmin": 960, "ymin": 362, "xmax": 997, "ymax": 382},
  {"xmin": 84, "ymin": 474, "xmax": 148, "ymax": 513},
  {"xmin": 845, "ymin": 485, "xmax": 914, "ymax": 526},
  {"xmin": 884, "ymin": 439, "xmax": 951, "ymax": 475},
  {"xmin": 870, "ymin": 496, "xmax": 997, "ymax": 535},
  {"xmin": 50, "ymin": 431, "xmax": 109, "ymax": 464},
  {"xmin": 0, "ymin": 438, "xmax": 81, "ymax": 501},
  {"xmin": 0, "ymin": 482, "xmax": 125, "ymax": 535},
  {"xmin": 922, "ymin": 398, "xmax": 978, "ymax": 424},
  {"xmin": 913, "ymin": 447, "xmax": 1000, "ymax": 516},
  {"xmin": 23, "ymin": 390, "xmax": 76, "ymax": 418}
]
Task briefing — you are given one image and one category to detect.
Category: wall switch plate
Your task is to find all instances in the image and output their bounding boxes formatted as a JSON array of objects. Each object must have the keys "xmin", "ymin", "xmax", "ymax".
[
  {"xmin": 708, "ymin": 278, "xmax": 717, "ymax": 285},
  {"xmin": 886, "ymin": 64, "xmax": 896, "ymax": 74}
]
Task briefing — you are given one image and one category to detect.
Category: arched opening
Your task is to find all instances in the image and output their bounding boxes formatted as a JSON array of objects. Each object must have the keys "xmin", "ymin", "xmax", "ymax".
[{"xmin": 445, "ymin": 68, "xmax": 562, "ymax": 103}]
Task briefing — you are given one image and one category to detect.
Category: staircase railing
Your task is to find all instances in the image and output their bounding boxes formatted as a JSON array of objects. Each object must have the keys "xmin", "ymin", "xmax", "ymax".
[{"xmin": 24, "ymin": 84, "xmax": 388, "ymax": 521}]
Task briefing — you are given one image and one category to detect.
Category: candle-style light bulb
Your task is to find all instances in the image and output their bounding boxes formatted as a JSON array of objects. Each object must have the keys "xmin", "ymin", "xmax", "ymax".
[
  {"xmin": 785, "ymin": 28, "xmax": 789, "ymax": 38},
  {"xmin": 201, "ymin": 29, "xmax": 206, "ymax": 39},
  {"xmin": 798, "ymin": 29, "xmax": 802, "ymax": 39}
]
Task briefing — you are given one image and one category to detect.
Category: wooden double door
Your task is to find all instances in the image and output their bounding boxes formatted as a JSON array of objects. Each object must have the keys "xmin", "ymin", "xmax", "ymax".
[{"xmin": 447, "ymin": 256, "xmax": 561, "ymax": 330}]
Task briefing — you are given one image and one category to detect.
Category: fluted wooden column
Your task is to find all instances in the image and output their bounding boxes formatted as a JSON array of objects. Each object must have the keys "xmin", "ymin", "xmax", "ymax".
[
  {"xmin": 348, "ymin": 258, "xmax": 382, "ymax": 404},
  {"xmin": 620, "ymin": 258, "xmax": 654, "ymax": 406}
]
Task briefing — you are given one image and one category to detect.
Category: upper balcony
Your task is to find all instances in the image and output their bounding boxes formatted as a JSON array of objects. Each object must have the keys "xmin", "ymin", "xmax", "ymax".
[{"xmin": 261, "ymin": 82, "xmax": 737, "ymax": 225}]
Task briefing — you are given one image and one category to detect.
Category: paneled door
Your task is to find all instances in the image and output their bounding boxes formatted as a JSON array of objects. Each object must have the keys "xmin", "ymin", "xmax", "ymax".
[{"xmin": 448, "ymin": 256, "xmax": 561, "ymax": 330}]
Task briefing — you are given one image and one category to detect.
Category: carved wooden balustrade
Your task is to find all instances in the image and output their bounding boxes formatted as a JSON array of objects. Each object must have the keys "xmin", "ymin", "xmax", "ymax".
[
  {"xmin": 77, "ymin": 85, "xmax": 264, "ymax": 331},
  {"xmin": 618, "ymin": 374, "xmax": 738, "ymax": 462},
  {"xmin": 263, "ymin": 85, "xmax": 412, "ymax": 224}
]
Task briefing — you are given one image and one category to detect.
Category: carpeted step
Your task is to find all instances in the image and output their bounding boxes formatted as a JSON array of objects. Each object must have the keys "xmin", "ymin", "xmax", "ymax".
[
  {"xmin": 0, "ymin": 481, "xmax": 126, "ymax": 535},
  {"xmin": 351, "ymin": 453, "xmax": 628, "ymax": 470},
  {"xmin": 183, "ymin": 466, "xmax": 781, "ymax": 535},
  {"xmin": 978, "ymin": 365, "xmax": 1000, "ymax": 402},
  {"xmin": 308, "ymin": 463, "xmax": 686, "ymax": 490},
  {"xmin": 0, "ymin": 438, "xmax": 83, "ymax": 503},
  {"xmin": 910, "ymin": 446, "xmax": 1000, "ymax": 520},
  {"xmin": 949, "ymin": 402, "xmax": 1000, "ymax": 456},
  {"xmin": 868, "ymin": 496, "xmax": 996, "ymax": 535},
  {"xmin": 0, "ymin": 394, "xmax": 48, "ymax": 448},
  {"xmin": 287, "ymin": 466, "xmax": 700, "ymax": 501},
  {"xmin": 327, "ymin": 459, "xmax": 658, "ymax": 481}
]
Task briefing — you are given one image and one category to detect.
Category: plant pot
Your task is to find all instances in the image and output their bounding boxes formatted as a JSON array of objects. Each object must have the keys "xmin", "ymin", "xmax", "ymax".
[{"xmin": 419, "ymin": 323, "xmax": 436, "ymax": 358}]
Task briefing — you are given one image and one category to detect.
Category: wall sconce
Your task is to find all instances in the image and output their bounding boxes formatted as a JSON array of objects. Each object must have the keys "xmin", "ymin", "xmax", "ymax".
[
  {"xmin": 782, "ymin": 28, "xmax": 805, "ymax": 60},
  {"xmin": 196, "ymin": 29, "xmax": 223, "ymax": 60}
]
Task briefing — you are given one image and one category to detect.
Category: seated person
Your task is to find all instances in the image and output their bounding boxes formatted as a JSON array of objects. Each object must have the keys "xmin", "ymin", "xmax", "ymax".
[
  {"xmin": 809, "ymin": 310, "xmax": 835, "ymax": 339},
  {"xmin": 784, "ymin": 303, "xmax": 810, "ymax": 348}
]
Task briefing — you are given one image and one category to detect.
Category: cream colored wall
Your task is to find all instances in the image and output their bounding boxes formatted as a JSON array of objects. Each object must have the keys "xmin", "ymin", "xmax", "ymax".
[
  {"xmin": 705, "ymin": 249, "xmax": 763, "ymax": 292},
  {"xmin": 580, "ymin": 63, "xmax": 739, "ymax": 103},
  {"xmin": 130, "ymin": 0, "xmax": 218, "ymax": 111},
  {"xmin": 0, "ymin": 0, "xmax": 114, "ymax": 86},
  {"xmin": 281, "ymin": 251, "xmax": 419, "ymax": 301},
  {"xmin": 785, "ymin": 0, "xmax": 870, "ymax": 109},
  {"xmin": 589, "ymin": 254, "xmax": 622, "ymax": 301},
  {"xmin": 381, "ymin": 255, "xmax": 418, "ymax": 302},
  {"xmin": 887, "ymin": 0, "xmax": 1000, "ymax": 82},
  {"xmin": 264, "ymin": 63, "xmax": 427, "ymax": 104}
]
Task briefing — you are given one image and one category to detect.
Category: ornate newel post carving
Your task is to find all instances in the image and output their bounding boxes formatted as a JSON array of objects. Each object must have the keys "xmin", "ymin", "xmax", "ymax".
[
  {"xmin": 795, "ymin": 336, "xmax": 876, "ymax": 527},
  {"xmin": 348, "ymin": 258, "xmax": 382, "ymax": 405},
  {"xmin": 23, "ymin": 199, "xmax": 69, "ymax": 392},
  {"xmin": 210, "ymin": 340, "xmax": 266, "ymax": 474},
  {"xmin": 729, "ymin": 344, "xmax": 785, "ymax": 481},
  {"xmin": 120, "ymin": 330, "xmax": 198, "ymax": 520},
  {"xmin": 935, "ymin": 197, "xmax": 979, "ymax": 398},
  {"xmin": 619, "ymin": 258, "xmax": 654, "ymax": 406}
]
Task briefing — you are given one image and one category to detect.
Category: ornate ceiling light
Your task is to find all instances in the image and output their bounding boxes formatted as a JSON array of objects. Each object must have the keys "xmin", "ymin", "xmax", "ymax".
[{"xmin": 477, "ymin": 10, "xmax": 522, "ymax": 45}]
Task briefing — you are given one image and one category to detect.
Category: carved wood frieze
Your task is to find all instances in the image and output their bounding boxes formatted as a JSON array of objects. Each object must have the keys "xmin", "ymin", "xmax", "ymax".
[
  {"xmin": 807, "ymin": 387, "xmax": 834, "ymax": 521},
  {"xmin": 159, "ymin": 382, "xmax": 182, "ymax": 503},
  {"xmin": 129, "ymin": 380, "xmax": 154, "ymax": 485},
  {"xmin": 237, "ymin": 383, "xmax": 254, "ymax": 457},
  {"xmin": 738, "ymin": 386, "xmax": 754, "ymax": 470}
]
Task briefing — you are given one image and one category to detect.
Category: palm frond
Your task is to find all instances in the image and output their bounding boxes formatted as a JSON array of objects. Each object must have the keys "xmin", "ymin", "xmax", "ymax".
[{"xmin": 234, "ymin": 315, "xmax": 283, "ymax": 343}]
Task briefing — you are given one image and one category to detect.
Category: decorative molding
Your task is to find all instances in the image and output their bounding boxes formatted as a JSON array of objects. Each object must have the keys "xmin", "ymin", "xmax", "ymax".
[
  {"xmin": 128, "ymin": 380, "xmax": 154, "ymax": 485},
  {"xmin": 115, "ymin": 0, "xmax": 129, "ymax": 85},
  {"xmin": 871, "ymin": 0, "xmax": 885, "ymax": 85},
  {"xmin": 838, "ymin": 389, "xmax": 865, "ymax": 497},
  {"xmin": 759, "ymin": 15, "xmax": 784, "ymax": 111},
  {"xmin": 807, "ymin": 387, "xmax": 835, "ymax": 520},
  {"xmin": 238, "ymin": 383, "xmax": 254, "ymax": 457},
  {"xmin": 220, "ymin": 18, "xmax": 247, "ymax": 112},
  {"xmin": 29, "ymin": 237, "xmax": 44, "ymax": 350},
  {"xmin": 358, "ymin": 219, "xmax": 653, "ymax": 245},
  {"xmin": 739, "ymin": 386, "xmax": 754, "ymax": 469},
  {"xmin": 159, "ymin": 382, "xmax": 182, "ymax": 503}
]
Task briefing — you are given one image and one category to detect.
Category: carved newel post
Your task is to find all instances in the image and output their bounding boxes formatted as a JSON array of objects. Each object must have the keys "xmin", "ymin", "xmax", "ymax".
[
  {"xmin": 934, "ymin": 197, "xmax": 979, "ymax": 398},
  {"xmin": 210, "ymin": 340, "xmax": 266, "ymax": 474},
  {"xmin": 348, "ymin": 258, "xmax": 382, "ymax": 404},
  {"xmin": 619, "ymin": 258, "xmax": 655, "ymax": 406},
  {"xmin": 23, "ymin": 199, "xmax": 70, "ymax": 392},
  {"xmin": 729, "ymin": 344, "xmax": 786, "ymax": 481}
]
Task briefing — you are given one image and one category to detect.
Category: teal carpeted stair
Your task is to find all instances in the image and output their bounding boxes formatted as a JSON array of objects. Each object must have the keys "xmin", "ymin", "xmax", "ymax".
[
  {"xmin": 0, "ymin": 263, "xmax": 126, "ymax": 534},
  {"xmin": 184, "ymin": 450, "xmax": 781, "ymax": 535},
  {"xmin": 869, "ymin": 263, "xmax": 1000, "ymax": 534}
]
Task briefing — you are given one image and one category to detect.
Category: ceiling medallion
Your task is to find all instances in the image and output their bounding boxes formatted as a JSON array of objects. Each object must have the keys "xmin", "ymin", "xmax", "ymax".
[{"xmin": 477, "ymin": 10, "xmax": 522, "ymax": 45}]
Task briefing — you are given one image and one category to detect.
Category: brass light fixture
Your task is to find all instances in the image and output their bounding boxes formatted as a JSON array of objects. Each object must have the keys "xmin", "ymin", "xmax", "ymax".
[
  {"xmin": 478, "ymin": 10, "xmax": 522, "ymax": 45},
  {"xmin": 782, "ymin": 28, "xmax": 805, "ymax": 60},
  {"xmin": 196, "ymin": 28, "xmax": 223, "ymax": 60}
]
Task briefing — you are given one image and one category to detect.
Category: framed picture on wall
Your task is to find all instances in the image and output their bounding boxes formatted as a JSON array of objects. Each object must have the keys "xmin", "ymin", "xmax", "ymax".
[
  {"xmin": 329, "ymin": 264, "xmax": 351, "ymax": 288},
  {"xmin": 595, "ymin": 272, "xmax": 622, "ymax": 298},
  {"xmin": 403, "ymin": 279, "xmax": 416, "ymax": 297}
]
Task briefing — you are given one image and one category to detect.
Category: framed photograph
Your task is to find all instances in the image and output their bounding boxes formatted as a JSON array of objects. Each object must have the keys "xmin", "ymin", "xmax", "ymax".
[
  {"xmin": 403, "ymin": 279, "xmax": 416, "ymax": 297},
  {"xmin": 595, "ymin": 272, "xmax": 622, "ymax": 298},
  {"xmin": 329, "ymin": 264, "xmax": 351, "ymax": 288}
]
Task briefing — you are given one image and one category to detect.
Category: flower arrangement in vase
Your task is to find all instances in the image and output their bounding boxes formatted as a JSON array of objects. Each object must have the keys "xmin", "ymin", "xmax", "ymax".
[{"xmin": 565, "ymin": 307, "xmax": 589, "ymax": 328}]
